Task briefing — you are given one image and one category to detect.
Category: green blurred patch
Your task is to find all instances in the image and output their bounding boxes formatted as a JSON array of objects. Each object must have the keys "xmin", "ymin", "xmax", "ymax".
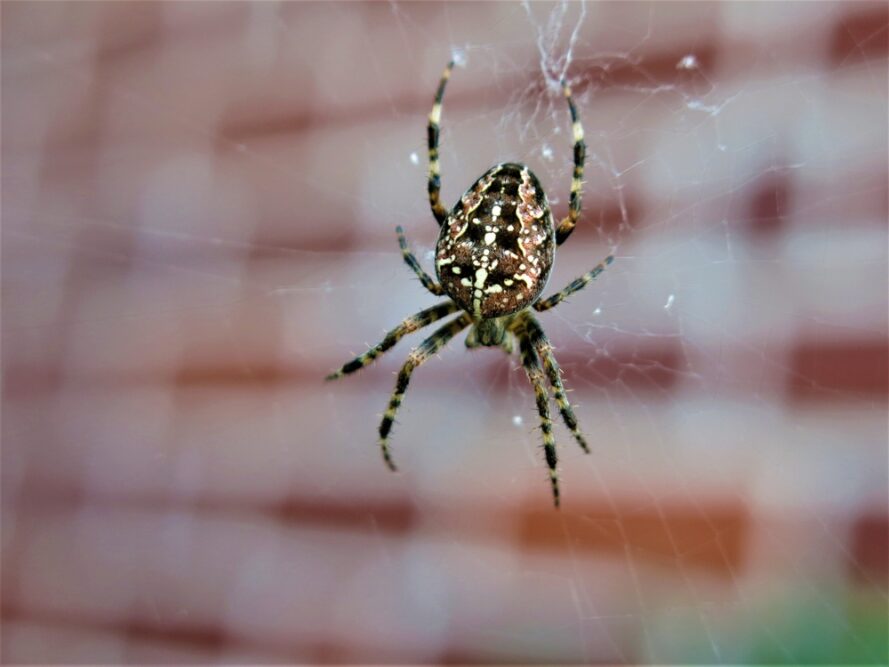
[
  {"xmin": 746, "ymin": 588, "xmax": 886, "ymax": 665},
  {"xmin": 650, "ymin": 584, "xmax": 887, "ymax": 664}
]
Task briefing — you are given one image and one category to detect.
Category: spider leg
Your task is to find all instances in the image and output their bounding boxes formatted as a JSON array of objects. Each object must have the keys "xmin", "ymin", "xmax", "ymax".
[
  {"xmin": 427, "ymin": 60, "xmax": 454, "ymax": 227},
  {"xmin": 516, "ymin": 320, "xmax": 561, "ymax": 508},
  {"xmin": 378, "ymin": 313, "xmax": 471, "ymax": 471},
  {"xmin": 533, "ymin": 254, "xmax": 613, "ymax": 313},
  {"xmin": 396, "ymin": 226, "xmax": 444, "ymax": 296},
  {"xmin": 325, "ymin": 301, "xmax": 459, "ymax": 380},
  {"xmin": 555, "ymin": 79, "xmax": 586, "ymax": 246},
  {"xmin": 521, "ymin": 313, "xmax": 589, "ymax": 453}
]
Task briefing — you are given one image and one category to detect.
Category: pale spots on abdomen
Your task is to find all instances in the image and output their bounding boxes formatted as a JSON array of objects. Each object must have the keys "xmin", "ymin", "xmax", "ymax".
[{"xmin": 436, "ymin": 163, "xmax": 555, "ymax": 318}]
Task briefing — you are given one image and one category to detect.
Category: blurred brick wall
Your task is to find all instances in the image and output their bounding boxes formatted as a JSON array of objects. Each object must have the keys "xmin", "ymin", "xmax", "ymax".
[{"xmin": 2, "ymin": 2, "xmax": 887, "ymax": 664}]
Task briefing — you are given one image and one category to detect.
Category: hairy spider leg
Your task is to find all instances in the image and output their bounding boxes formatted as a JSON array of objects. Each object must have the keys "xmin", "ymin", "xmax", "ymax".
[
  {"xmin": 534, "ymin": 254, "xmax": 614, "ymax": 313},
  {"xmin": 516, "ymin": 319, "xmax": 561, "ymax": 507},
  {"xmin": 555, "ymin": 80, "xmax": 586, "ymax": 246},
  {"xmin": 520, "ymin": 313, "xmax": 589, "ymax": 453},
  {"xmin": 427, "ymin": 60, "xmax": 454, "ymax": 227},
  {"xmin": 325, "ymin": 301, "xmax": 459, "ymax": 380},
  {"xmin": 396, "ymin": 225, "xmax": 443, "ymax": 296},
  {"xmin": 378, "ymin": 313, "xmax": 472, "ymax": 471}
]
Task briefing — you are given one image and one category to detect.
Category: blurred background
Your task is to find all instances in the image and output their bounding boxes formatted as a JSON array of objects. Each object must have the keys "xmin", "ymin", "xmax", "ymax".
[{"xmin": 2, "ymin": 1, "xmax": 887, "ymax": 664}]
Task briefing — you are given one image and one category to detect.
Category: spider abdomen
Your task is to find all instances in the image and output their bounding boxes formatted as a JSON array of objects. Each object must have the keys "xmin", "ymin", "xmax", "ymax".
[{"xmin": 435, "ymin": 162, "xmax": 555, "ymax": 318}]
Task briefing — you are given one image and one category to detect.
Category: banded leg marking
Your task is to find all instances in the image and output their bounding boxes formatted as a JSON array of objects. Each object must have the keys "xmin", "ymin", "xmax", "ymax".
[
  {"xmin": 517, "ymin": 324, "xmax": 561, "ymax": 508},
  {"xmin": 378, "ymin": 313, "xmax": 471, "ymax": 471},
  {"xmin": 428, "ymin": 60, "xmax": 454, "ymax": 226},
  {"xmin": 396, "ymin": 226, "xmax": 443, "ymax": 296},
  {"xmin": 523, "ymin": 314, "xmax": 588, "ymax": 453},
  {"xmin": 555, "ymin": 79, "xmax": 586, "ymax": 246},
  {"xmin": 533, "ymin": 254, "xmax": 614, "ymax": 313},
  {"xmin": 325, "ymin": 301, "xmax": 459, "ymax": 380}
]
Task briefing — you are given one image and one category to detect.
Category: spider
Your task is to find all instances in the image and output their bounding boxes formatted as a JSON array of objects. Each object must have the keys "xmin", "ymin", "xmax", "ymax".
[{"xmin": 326, "ymin": 61, "xmax": 613, "ymax": 507}]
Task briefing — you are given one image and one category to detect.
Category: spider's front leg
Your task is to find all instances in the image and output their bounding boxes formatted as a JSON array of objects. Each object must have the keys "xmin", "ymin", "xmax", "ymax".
[
  {"xmin": 378, "ymin": 313, "xmax": 471, "ymax": 471},
  {"xmin": 326, "ymin": 301, "xmax": 458, "ymax": 380},
  {"xmin": 521, "ymin": 313, "xmax": 589, "ymax": 454},
  {"xmin": 516, "ymin": 320, "xmax": 561, "ymax": 508}
]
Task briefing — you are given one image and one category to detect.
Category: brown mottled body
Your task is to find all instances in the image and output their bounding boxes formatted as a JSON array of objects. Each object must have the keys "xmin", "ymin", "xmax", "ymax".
[
  {"xmin": 435, "ymin": 163, "xmax": 555, "ymax": 319},
  {"xmin": 327, "ymin": 62, "xmax": 616, "ymax": 508}
]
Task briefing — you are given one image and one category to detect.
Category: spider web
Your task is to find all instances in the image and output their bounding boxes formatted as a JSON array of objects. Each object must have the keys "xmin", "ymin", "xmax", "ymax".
[
  {"xmin": 366, "ymin": 4, "xmax": 886, "ymax": 661},
  {"xmin": 2, "ymin": 1, "xmax": 887, "ymax": 664}
]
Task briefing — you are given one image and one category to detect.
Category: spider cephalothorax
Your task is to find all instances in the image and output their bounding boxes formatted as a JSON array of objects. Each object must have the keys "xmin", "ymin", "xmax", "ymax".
[{"xmin": 327, "ymin": 61, "xmax": 614, "ymax": 507}]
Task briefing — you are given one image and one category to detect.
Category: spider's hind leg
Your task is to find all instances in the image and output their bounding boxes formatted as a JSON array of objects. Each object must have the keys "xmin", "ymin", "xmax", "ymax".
[
  {"xmin": 555, "ymin": 79, "xmax": 586, "ymax": 246},
  {"xmin": 396, "ymin": 226, "xmax": 444, "ymax": 296},
  {"xmin": 427, "ymin": 61, "xmax": 455, "ymax": 226}
]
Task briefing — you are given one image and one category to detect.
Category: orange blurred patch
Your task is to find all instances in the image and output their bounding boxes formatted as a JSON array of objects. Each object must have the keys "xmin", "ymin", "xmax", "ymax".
[
  {"xmin": 517, "ymin": 500, "xmax": 749, "ymax": 577},
  {"xmin": 788, "ymin": 340, "xmax": 889, "ymax": 401}
]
